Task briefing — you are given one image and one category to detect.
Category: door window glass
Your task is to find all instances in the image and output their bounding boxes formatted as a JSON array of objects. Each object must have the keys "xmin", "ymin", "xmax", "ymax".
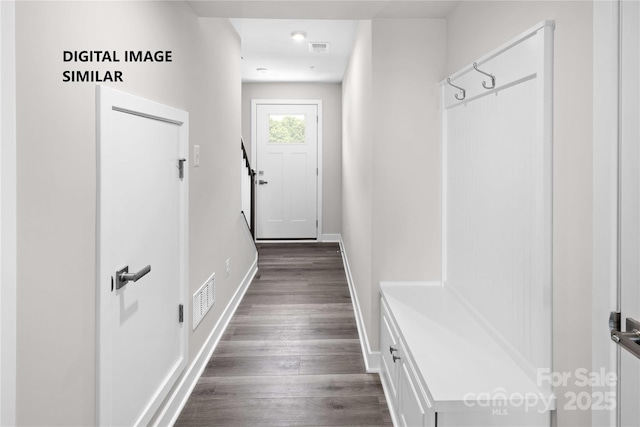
[{"xmin": 269, "ymin": 114, "xmax": 306, "ymax": 144}]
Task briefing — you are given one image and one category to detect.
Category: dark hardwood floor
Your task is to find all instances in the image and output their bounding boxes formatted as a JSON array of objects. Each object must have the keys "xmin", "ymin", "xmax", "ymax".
[{"xmin": 175, "ymin": 243, "xmax": 392, "ymax": 426}]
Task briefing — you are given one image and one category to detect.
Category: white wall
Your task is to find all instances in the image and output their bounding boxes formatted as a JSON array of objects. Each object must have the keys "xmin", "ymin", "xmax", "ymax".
[
  {"xmin": 445, "ymin": 2, "xmax": 593, "ymax": 426},
  {"xmin": 370, "ymin": 19, "xmax": 445, "ymax": 349},
  {"xmin": 15, "ymin": 1, "xmax": 255, "ymax": 425},
  {"xmin": 342, "ymin": 18, "xmax": 445, "ymax": 353},
  {"xmin": 342, "ymin": 20, "xmax": 374, "ymax": 354},
  {"xmin": 242, "ymin": 83, "xmax": 342, "ymax": 234}
]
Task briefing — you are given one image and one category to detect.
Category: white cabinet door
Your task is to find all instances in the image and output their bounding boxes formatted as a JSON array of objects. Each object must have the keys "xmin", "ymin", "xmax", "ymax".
[
  {"xmin": 398, "ymin": 340, "xmax": 434, "ymax": 427},
  {"xmin": 399, "ymin": 362, "xmax": 426, "ymax": 427},
  {"xmin": 381, "ymin": 300, "xmax": 400, "ymax": 399}
]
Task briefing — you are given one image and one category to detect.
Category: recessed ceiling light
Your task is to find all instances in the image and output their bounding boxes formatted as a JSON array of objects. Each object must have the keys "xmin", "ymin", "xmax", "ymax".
[
  {"xmin": 256, "ymin": 68, "xmax": 268, "ymax": 73},
  {"xmin": 291, "ymin": 31, "xmax": 307, "ymax": 41}
]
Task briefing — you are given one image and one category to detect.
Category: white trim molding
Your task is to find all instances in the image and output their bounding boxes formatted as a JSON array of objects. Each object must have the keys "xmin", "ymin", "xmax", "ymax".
[
  {"xmin": 592, "ymin": 2, "xmax": 625, "ymax": 426},
  {"xmin": 153, "ymin": 251, "xmax": 259, "ymax": 427},
  {"xmin": 338, "ymin": 236, "xmax": 381, "ymax": 373},
  {"xmin": 0, "ymin": 1, "xmax": 17, "ymax": 424}
]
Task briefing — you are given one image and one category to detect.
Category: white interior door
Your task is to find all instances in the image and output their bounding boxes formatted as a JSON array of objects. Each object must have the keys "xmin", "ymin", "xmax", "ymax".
[
  {"xmin": 619, "ymin": 2, "xmax": 640, "ymax": 424},
  {"xmin": 96, "ymin": 86, "xmax": 188, "ymax": 426},
  {"xmin": 255, "ymin": 103, "xmax": 318, "ymax": 239}
]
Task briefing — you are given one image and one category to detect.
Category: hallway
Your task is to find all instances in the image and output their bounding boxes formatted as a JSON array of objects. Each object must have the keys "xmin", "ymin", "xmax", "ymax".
[{"xmin": 175, "ymin": 243, "xmax": 392, "ymax": 426}]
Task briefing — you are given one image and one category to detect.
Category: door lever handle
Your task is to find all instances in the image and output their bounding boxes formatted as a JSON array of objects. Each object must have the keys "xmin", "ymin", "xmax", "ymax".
[
  {"xmin": 611, "ymin": 330, "xmax": 640, "ymax": 359},
  {"xmin": 116, "ymin": 265, "xmax": 151, "ymax": 290},
  {"xmin": 259, "ymin": 180, "xmax": 269, "ymax": 185},
  {"xmin": 610, "ymin": 314, "xmax": 640, "ymax": 359}
]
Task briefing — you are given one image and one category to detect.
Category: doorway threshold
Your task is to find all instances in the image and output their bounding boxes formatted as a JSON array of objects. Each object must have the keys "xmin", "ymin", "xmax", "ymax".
[{"xmin": 257, "ymin": 238, "xmax": 319, "ymax": 244}]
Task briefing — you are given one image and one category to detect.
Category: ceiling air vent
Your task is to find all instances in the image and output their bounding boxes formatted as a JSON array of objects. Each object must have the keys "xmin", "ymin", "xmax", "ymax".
[{"xmin": 309, "ymin": 42, "xmax": 330, "ymax": 53}]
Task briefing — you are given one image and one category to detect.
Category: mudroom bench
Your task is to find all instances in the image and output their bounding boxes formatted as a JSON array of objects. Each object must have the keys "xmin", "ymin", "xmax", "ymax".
[{"xmin": 379, "ymin": 281, "xmax": 556, "ymax": 427}]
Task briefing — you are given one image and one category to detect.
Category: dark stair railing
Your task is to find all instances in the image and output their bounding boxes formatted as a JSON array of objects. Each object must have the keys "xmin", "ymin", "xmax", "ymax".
[{"xmin": 241, "ymin": 138, "xmax": 256, "ymax": 240}]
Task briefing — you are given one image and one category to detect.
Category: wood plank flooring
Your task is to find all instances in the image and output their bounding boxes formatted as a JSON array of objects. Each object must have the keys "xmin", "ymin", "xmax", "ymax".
[{"xmin": 175, "ymin": 243, "xmax": 392, "ymax": 426}]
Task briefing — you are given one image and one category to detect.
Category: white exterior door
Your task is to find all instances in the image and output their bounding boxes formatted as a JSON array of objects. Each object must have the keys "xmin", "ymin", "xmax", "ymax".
[
  {"xmin": 96, "ymin": 86, "xmax": 188, "ymax": 426},
  {"xmin": 619, "ymin": 2, "xmax": 640, "ymax": 424},
  {"xmin": 255, "ymin": 103, "xmax": 318, "ymax": 239}
]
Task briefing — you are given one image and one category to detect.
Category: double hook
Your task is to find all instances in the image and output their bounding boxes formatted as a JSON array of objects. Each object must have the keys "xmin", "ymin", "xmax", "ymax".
[
  {"xmin": 472, "ymin": 62, "xmax": 496, "ymax": 90},
  {"xmin": 447, "ymin": 78, "xmax": 466, "ymax": 101}
]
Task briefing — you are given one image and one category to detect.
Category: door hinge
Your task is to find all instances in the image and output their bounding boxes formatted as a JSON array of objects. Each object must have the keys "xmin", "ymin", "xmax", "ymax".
[
  {"xmin": 179, "ymin": 304, "xmax": 184, "ymax": 323},
  {"xmin": 178, "ymin": 158, "xmax": 186, "ymax": 180},
  {"xmin": 316, "ymin": 220, "xmax": 318, "ymax": 228}
]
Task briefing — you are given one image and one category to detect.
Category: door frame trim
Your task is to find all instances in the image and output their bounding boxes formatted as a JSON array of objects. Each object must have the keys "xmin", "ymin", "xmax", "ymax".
[
  {"xmin": 0, "ymin": 1, "xmax": 17, "ymax": 424},
  {"xmin": 95, "ymin": 85, "xmax": 189, "ymax": 426},
  {"xmin": 251, "ymin": 99, "xmax": 323, "ymax": 241},
  {"xmin": 592, "ymin": 2, "xmax": 620, "ymax": 425}
]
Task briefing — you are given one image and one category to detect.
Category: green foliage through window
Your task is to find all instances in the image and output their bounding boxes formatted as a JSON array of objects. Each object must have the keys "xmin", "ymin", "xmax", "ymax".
[{"xmin": 269, "ymin": 115, "xmax": 306, "ymax": 144}]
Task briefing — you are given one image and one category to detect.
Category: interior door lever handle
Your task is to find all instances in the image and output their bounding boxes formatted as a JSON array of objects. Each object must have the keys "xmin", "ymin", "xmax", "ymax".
[
  {"xmin": 611, "ymin": 330, "xmax": 640, "ymax": 359},
  {"xmin": 116, "ymin": 265, "xmax": 151, "ymax": 290},
  {"xmin": 610, "ymin": 314, "xmax": 640, "ymax": 359},
  {"xmin": 259, "ymin": 180, "xmax": 269, "ymax": 185}
]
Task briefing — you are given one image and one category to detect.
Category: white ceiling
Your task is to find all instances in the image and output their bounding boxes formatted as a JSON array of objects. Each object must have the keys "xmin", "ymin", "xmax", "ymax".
[
  {"xmin": 231, "ymin": 19, "xmax": 357, "ymax": 83},
  {"xmin": 189, "ymin": 1, "xmax": 460, "ymax": 83},
  {"xmin": 189, "ymin": 1, "xmax": 459, "ymax": 20}
]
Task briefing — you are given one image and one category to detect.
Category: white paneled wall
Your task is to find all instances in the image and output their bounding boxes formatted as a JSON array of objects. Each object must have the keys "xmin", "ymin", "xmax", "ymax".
[{"xmin": 441, "ymin": 22, "xmax": 553, "ymax": 385}]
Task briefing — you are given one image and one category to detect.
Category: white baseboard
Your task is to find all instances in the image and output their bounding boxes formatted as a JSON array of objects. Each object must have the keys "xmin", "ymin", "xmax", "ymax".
[
  {"xmin": 321, "ymin": 233, "xmax": 341, "ymax": 242},
  {"xmin": 152, "ymin": 252, "xmax": 259, "ymax": 427},
  {"xmin": 338, "ymin": 236, "xmax": 381, "ymax": 373},
  {"xmin": 256, "ymin": 234, "xmax": 340, "ymax": 243}
]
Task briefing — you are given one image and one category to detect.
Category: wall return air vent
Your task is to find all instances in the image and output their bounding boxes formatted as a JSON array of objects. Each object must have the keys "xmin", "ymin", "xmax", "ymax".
[
  {"xmin": 309, "ymin": 42, "xmax": 330, "ymax": 53},
  {"xmin": 193, "ymin": 273, "xmax": 215, "ymax": 330}
]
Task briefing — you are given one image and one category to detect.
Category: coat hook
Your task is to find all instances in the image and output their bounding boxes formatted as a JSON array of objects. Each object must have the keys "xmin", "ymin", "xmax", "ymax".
[
  {"xmin": 447, "ymin": 78, "xmax": 466, "ymax": 101},
  {"xmin": 472, "ymin": 62, "xmax": 496, "ymax": 89}
]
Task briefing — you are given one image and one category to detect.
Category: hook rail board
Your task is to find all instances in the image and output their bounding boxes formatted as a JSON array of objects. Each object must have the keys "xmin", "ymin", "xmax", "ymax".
[
  {"xmin": 440, "ymin": 20, "xmax": 554, "ymax": 396},
  {"xmin": 441, "ymin": 20, "xmax": 554, "ymax": 108}
]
